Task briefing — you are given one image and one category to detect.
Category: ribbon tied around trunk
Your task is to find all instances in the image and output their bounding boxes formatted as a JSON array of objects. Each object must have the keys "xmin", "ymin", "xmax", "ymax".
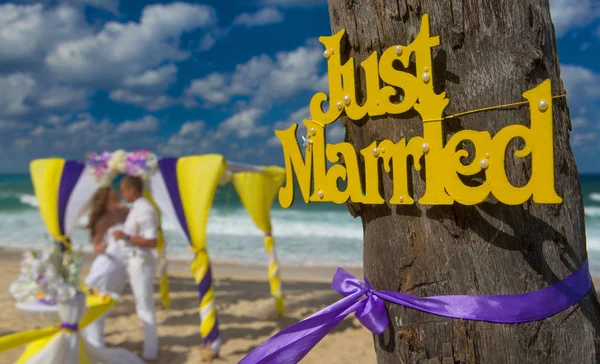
[{"xmin": 240, "ymin": 262, "xmax": 591, "ymax": 364}]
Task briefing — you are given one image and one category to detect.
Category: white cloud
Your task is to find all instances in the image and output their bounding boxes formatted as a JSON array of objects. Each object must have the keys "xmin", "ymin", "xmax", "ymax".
[
  {"xmin": 572, "ymin": 116, "xmax": 588, "ymax": 129},
  {"xmin": 271, "ymin": 105, "xmax": 309, "ymax": 131},
  {"xmin": 219, "ymin": 108, "xmax": 265, "ymax": 138},
  {"xmin": 580, "ymin": 42, "xmax": 591, "ymax": 51},
  {"xmin": 159, "ymin": 120, "xmax": 215, "ymax": 156},
  {"xmin": 572, "ymin": 131, "xmax": 597, "ymax": 146},
  {"xmin": 0, "ymin": 73, "xmax": 36, "ymax": 116},
  {"xmin": 0, "ymin": 72, "xmax": 89, "ymax": 117},
  {"xmin": 109, "ymin": 90, "xmax": 176, "ymax": 111},
  {"xmin": 0, "ymin": 2, "xmax": 221, "ymax": 118},
  {"xmin": 185, "ymin": 73, "xmax": 232, "ymax": 106},
  {"xmin": 550, "ymin": 0, "xmax": 600, "ymax": 37},
  {"xmin": 46, "ymin": 114, "xmax": 70, "ymax": 126},
  {"xmin": 287, "ymin": 105, "xmax": 310, "ymax": 124},
  {"xmin": 63, "ymin": 112, "xmax": 95, "ymax": 134},
  {"xmin": 115, "ymin": 115, "xmax": 158, "ymax": 134},
  {"xmin": 268, "ymin": 106, "xmax": 310, "ymax": 147},
  {"xmin": 267, "ymin": 136, "xmax": 281, "ymax": 147},
  {"xmin": 13, "ymin": 138, "xmax": 31, "ymax": 149},
  {"xmin": 31, "ymin": 0, "xmax": 121, "ymax": 15},
  {"xmin": 561, "ymin": 64, "xmax": 600, "ymax": 103},
  {"xmin": 45, "ymin": 3, "xmax": 216, "ymax": 86},
  {"xmin": 0, "ymin": 4, "xmax": 86, "ymax": 67},
  {"xmin": 326, "ymin": 123, "xmax": 345, "ymax": 144},
  {"xmin": 66, "ymin": 118, "xmax": 92, "ymax": 133},
  {"xmin": 233, "ymin": 7, "xmax": 284, "ymax": 28},
  {"xmin": 73, "ymin": 0, "xmax": 119, "ymax": 14},
  {"xmin": 0, "ymin": 120, "xmax": 30, "ymax": 131},
  {"xmin": 184, "ymin": 41, "xmax": 327, "ymax": 108},
  {"xmin": 39, "ymin": 86, "xmax": 89, "ymax": 110},
  {"xmin": 18, "ymin": 112, "xmax": 161, "ymax": 156},
  {"xmin": 179, "ymin": 121, "xmax": 205, "ymax": 135},
  {"xmin": 258, "ymin": 0, "xmax": 326, "ymax": 7},
  {"xmin": 30, "ymin": 125, "xmax": 45, "ymax": 136},
  {"xmin": 122, "ymin": 64, "xmax": 178, "ymax": 92},
  {"xmin": 160, "ymin": 107, "xmax": 270, "ymax": 157}
]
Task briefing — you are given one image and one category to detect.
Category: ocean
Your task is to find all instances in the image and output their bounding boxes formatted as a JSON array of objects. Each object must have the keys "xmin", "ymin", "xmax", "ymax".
[{"xmin": 1, "ymin": 174, "xmax": 600, "ymax": 273}]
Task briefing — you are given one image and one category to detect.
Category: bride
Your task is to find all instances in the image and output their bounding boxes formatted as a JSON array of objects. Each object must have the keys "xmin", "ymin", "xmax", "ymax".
[{"xmin": 82, "ymin": 186, "xmax": 129, "ymax": 348}]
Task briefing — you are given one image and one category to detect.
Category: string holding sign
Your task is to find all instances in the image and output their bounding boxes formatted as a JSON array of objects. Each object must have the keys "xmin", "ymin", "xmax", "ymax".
[
  {"xmin": 275, "ymin": 14, "xmax": 565, "ymax": 209},
  {"xmin": 422, "ymin": 93, "xmax": 568, "ymax": 123}
]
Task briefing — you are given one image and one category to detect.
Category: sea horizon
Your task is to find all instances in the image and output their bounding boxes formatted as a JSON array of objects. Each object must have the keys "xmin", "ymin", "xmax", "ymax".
[{"xmin": 1, "ymin": 173, "xmax": 600, "ymax": 273}]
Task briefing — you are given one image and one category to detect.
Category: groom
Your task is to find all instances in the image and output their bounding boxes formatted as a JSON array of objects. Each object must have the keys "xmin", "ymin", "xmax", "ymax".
[{"xmin": 113, "ymin": 175, "xmax": 159, "ymax": 361}]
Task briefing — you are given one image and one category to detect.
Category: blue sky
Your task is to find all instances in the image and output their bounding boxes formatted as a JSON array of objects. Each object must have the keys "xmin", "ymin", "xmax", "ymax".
[{"xmin": 0, "ymin": 0, "xmax": 598, "ymax": 173}]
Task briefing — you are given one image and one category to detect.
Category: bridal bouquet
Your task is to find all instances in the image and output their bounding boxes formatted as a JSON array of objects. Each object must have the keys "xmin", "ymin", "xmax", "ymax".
[{"xmin": 9, "ymin": 243, "xmax": 82, "ymax": 305}]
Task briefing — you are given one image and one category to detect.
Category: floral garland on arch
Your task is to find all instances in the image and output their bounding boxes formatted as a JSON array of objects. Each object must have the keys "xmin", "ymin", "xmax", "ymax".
[{"xmin": 85, "ymin": 149, "xmax": 159, "ymax": 185}]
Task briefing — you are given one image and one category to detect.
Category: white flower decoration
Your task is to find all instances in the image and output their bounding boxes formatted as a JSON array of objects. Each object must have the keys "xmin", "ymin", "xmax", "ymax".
[
  {"xmin": 10, "ymin": 243, "xmax": 82, "ymax": 305},
  {"xmin": 302, "ymin": 135, "xmax": 313, "ymax": 149},
  {"xmin": 9, "ymin": 279, "xmax": 39, "ymax": 302},
  {"xmin": 56, "ymin": 282, "xmax": 77, "ymax": 303}
]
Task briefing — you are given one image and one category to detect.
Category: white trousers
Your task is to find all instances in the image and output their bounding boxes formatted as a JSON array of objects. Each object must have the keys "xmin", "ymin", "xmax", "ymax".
[
  {"xmin": 83, "ymin": 254, "xmax": 158, "ymax": 360},
  {"xmin": 127, "ymin": 254, "xmax": 159, "ymax": 360}
]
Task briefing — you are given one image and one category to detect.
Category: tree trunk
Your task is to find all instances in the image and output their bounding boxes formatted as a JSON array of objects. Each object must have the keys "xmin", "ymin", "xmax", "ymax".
[{"xmin": 325, "ymin": 0, "xmax": 600, "ymax": 363}]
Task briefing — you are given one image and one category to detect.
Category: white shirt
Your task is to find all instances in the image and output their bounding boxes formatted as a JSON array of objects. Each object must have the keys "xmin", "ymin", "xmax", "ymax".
[{"xmin": 123, "ymin": 197, "xmax": 158, "ymax": 259}]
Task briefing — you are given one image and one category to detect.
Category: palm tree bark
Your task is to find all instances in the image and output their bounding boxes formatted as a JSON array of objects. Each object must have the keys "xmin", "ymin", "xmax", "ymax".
[{"xmin": 325, "ymin": 0, "xmax": 600, "ymax": 362}]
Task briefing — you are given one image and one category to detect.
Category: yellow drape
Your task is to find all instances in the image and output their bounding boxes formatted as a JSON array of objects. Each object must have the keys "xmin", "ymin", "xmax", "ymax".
[
  {"xmin": 231, "ymin": 166, "xmax": 285, "ymax": 233},
  {"xmin": 29, "ymin": 159, "xmax": 71, "ymax": 249},
  {"xmin": 232, "ymin": 166, "xmax": 286, "ymax": 315},
  {"xmin": 177, "ymin": 155, "xmax": 226, "ymax": 340}
]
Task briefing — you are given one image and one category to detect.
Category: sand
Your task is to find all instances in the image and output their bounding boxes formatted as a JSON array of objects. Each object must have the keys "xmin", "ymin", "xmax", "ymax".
[
  {"xmin": 0, "ymin": 252, "xmax": 376, "ymax": 363},
  {"xmin": 2, "ymin": 250, "xmax": 598, "ymax": 364}
]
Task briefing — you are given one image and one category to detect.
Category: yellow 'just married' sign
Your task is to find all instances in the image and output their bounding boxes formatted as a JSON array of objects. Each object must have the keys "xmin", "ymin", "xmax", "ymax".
[{"xmin": 276, "ymin": 14, "xmax": 563, "ymax": 208}]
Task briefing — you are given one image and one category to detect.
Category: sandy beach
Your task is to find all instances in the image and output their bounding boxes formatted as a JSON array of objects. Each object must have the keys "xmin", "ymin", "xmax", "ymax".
[
  {"xmin": 0, "ymin": 250, "xmax": 375, "ymax": 363},
  {"xmin": 2, "ymin": 248, "xmax": 600, "ymax": 364}
]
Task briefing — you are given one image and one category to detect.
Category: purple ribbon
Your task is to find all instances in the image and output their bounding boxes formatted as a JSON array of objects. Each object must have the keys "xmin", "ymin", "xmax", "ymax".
[
  {"xmin": 240, "ymin": 260, "xmax": 591, "ymax": 364},
  {"xmin": 38, "ymin": 298, "xmax": 56, "ymax": 306},
  {"xmin": 60, "ymin": 323, "xmax": 79, "ymax": 332}
]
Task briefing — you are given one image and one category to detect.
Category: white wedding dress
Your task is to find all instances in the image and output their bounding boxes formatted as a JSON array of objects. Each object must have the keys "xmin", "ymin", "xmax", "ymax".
[
  {"xmin": 85, "ymin": 224, "xmax": 127, "ymax": 296},
  {"xmin": 82, "ymin": 224, "xmax": 127, "ymax": 348}
]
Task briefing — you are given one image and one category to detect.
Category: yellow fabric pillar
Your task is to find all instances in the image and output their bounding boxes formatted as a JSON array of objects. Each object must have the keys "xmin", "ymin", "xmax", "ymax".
[
  {"xmin": 143, "ymin": 189, "xmax": 170, "ymax": 309},
  {"xmin": 232, "ymin": 166, "xmax": 286, "ymax": 316},
  {"xmin": 29, "ymin": 159, "xmax": 71, "ymax": 250},
  {"xmin": 177, "ymin": 155, "xmax": 226, "ymax": 344}
]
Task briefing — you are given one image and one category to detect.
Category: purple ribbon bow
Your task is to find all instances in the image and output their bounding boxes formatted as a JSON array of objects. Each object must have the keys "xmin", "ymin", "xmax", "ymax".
[
  {"xmin": 60, "ymin": 323, "xmax": 79, "ymax": 332},
  {"xmin": 240, "ymin": 261, "xmax": 591, "ymax": 364}
]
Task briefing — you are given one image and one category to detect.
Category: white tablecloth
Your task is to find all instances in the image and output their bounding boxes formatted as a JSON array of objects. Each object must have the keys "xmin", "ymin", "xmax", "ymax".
[{"xmin": 15, "ymin": 300, "xmax": 60, "ymax": 329}]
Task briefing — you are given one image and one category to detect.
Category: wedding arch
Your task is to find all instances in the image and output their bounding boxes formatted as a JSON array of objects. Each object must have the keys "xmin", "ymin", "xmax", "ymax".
[{"xmin": 28, "ymin": 149, "xmax": 286, "ymax": 352}]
